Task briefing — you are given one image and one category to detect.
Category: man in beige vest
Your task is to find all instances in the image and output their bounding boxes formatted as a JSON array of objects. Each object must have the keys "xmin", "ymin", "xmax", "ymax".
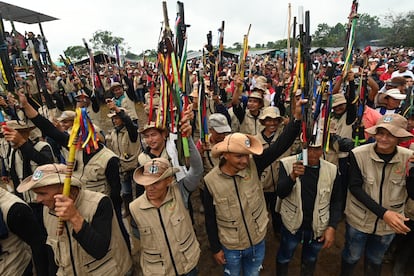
[
  {"xmin": 341, "ymin": 113, "xmax": 414, "ymax": 275},
  {"xmin": 0, "ymin": 187, "xmax": 49, "ymax": 275},
  {"xmin": 203, "ymin": 98, "xmax": 306, "ymax": 275},
  {"xmin": 276, "ymin": 139, "xmax": 341, "ymax": 275},
  {"xmin": 130, "ymin": 158, "xmax": 201, "ymax": 276},
  {"xmin": 17, "ymin": 164, "xmax": 132, "ymax": 276}
]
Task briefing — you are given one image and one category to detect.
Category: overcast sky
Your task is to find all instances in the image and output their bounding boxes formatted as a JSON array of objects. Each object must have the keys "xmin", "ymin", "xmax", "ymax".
[{"xmin": 8, "ymin": 0, "xmax": 412, "ymax": 60}]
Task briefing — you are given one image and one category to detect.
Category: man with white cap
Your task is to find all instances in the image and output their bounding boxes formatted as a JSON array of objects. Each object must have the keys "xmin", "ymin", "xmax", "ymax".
[
  {"xmin": 17, "ymin": 164, "xmax": 132, "ymax": 275},
  {"xmin": 203, "ymin": 98, "xmax": 306, "ymax": 275},
  {"xmin": 375, "ymin": 88, "xmax": 407, "ymax": 115},
  {"xmin": 130, "ymin": 158, "xmax": 201, "ymax": 276},
  {"xmin": 276, "ymin": 135, "xmax": 342, "ymax": 275},
  {"xmin": 341, "ymin": 113, "xmax": 414, "ymax": 275}
]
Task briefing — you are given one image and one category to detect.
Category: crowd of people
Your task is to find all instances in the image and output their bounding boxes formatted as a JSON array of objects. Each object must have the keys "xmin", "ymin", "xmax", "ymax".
[{"xmin": 0, "ymin": 41, "xmax": 414, "ymax": 276}]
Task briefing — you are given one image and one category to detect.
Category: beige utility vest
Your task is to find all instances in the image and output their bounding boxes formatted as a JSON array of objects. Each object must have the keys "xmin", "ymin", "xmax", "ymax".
[
  {"xmin": 26, "ymin": 79, "xmax": 39, "ymax": 94},
  {"xmin": 239, "ymin": 110, "xmax": 264, "ymax": 136},
  {"xmin": 330, "ymin": 112, "xmax": 353, "ymax": 158},
  {"xmin": 345, "ymin": 144, "xmax": 412, "ymax": 235},
  {"xmin": 10, "ymin": 141, "xmax": 54, "ymax": 203},
  {"xmin": 130, "ymin": 184, "xmax": 200, "ymax": 276},
  {"xmin": 138, "ymin": 148, "xmax": 169, "ymax": 166},
  {"xmin": 60, "ymin": 77, "xmax": 75, "ymax": 93},
  {"xmin": 120, "ymin": 94, "xmax": 138, "ymax": 121},
  {"xmin": 280, "ymin": 156, "xmax": 337, "ymax": 238},
  {"xmin": 109, "ymin": 127, "xmax": 140, "ymax": 172},
  {"xmin": 0, "ymin": 188, "xmax": 32, "ymax": 276},
  {"xmin": 73, "ymin": 147, "xmax": 116, "ymax": 195},
  {"xmin": 255, "ymin": 128, "xmax": 288, "ymax": 193},
  {"xmin": 48, "ymin": 78, "xmax": 60, "ymax": 93},
  {"xmin": 44, "ymin": 190, "xmax": 132, "ymax": 276},
  {"xmin": 204, "ymin": 158, "xmax": 269, "ymax": 250}
]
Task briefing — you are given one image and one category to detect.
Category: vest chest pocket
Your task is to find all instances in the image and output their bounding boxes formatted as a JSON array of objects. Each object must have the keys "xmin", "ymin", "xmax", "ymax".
[
  {"xmin": 170, "ymin": 213, "xmax": 191, "ymax": 245},
  {"xmin": 318, "ymin": 188, "xmax": 331, "ymax": 205},
  {"xmin": 142, "ymin": 251, "xmax": 166, "ymax": 275},
  {"xmin": 139, "ymin": 226, "xmax": 158, "ymax": 250},
  {"xmin": 244, "ymin": 186, "xmax": 263, "ymax": 217},
  {"xmin": 214, "ymin": 197, "xmax": 235, "ymax": 220},
  {"xmin": 388, "ymin": 178, "xmax": 406, "ymax": 204}
]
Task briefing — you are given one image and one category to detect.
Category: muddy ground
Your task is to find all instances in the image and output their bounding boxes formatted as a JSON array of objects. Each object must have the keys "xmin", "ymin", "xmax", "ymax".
[{"xmin": 124, "ymin": 102, "xmax": 413, "ymax": 276}]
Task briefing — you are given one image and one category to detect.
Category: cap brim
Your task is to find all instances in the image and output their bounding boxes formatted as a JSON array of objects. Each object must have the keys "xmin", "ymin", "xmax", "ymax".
[{"xmin": 212, "ymin": 125, "xmax": 231, "ymax": 133}]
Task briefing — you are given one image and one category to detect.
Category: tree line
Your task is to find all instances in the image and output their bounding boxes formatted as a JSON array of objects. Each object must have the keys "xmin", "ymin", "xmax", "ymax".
[{"xmin": 63, "ymin": 11, "xmax": 414, "ymax": 62}]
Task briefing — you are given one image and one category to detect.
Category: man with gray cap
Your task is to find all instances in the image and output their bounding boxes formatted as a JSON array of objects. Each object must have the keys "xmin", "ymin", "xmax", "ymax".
[
  {"xmin": 341, "ymin": 113, "xmax": 414, "ymax": 275},
  {"xmin": 197, "ymin": 113, "xmax": 232, "ymax": 173},
  {"xmin": 130, "ymin": 158, "xmax": 201, "ymax": 276},
  {"xmin": 17, "ymin": 164, "xmax": 132, "ymax": 275}
]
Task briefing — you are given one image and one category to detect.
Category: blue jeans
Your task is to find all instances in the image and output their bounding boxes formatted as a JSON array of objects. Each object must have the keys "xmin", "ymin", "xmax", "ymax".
[
  {"xmin": 184, "ymin": 267, "xmax": 198, "ymax": 276},
  {"xmin": 222, "ymin": 239, "xmax": 265, "ymax": 276},
  {"xmin": 342, "ymin": 223, "xmax": 395, "ymax": 265},
  {"xmin": 277, "ymin": 225, "xmax": 323, "ymax": 264}
]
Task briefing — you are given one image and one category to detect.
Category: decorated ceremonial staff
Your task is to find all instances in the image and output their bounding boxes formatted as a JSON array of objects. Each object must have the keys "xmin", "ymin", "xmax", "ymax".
[
  {"xmin": 57, "ymin": 107, "xmax": 98, "ymax": 235},
  {"xmin": 236, "ymin": 24, "xmax": 251, "ymax": 95},
  {"xmin": 293, "ymin": 7, "xmax": 313, "ymax": 165},
  {"xmin": 157, "ymin": 1, "xmax": 190, "ymax": 166},
  {"xmin": 83, "ymin": 38, "xmax": 106, "ymax": 98}
]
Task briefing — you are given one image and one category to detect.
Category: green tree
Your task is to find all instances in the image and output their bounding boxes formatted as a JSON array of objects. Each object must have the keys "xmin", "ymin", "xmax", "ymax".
[
  {"xmin": 312, "ymin": 23, "xmax": 332, "ymax": 47},
  {"xmin": 266, "ymin": 41, "xmax": 276, "ymax": 48},
  {"xmin": 383, "ymin": 11, "xmax": 414, "ymax": 47},
  {"xmin": 274, "ymin": 39, "xmax": 288, "ymax": 49},
  {"xmin": 232, "ymin": 42, "xmax": 241, "ymax": 50},
  {"xmin": 89, "ymin": 30, "xmax": 125, "ymax": 55},
  {"xmin": 355, "ymin": 13, "xmax": 384, "ymax": 46},
  {"xmin": 63, "ymin": 46, "xmax": 88, "ymax": 61}
]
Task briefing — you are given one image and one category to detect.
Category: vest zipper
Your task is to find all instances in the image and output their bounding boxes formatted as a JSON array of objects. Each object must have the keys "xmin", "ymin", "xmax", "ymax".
[
  {"xmin": 373, "ymin": 163, "xmax": 387, "ymax": 234},
  {"xmin": 65, "ymin": 223, "xmax": 78, "ymax": 276},
  {"xmin": 232, "ymin": 176, "xmax": 253, "ymax": 247},
  {"xmin": 157, "ymin": 209, "xmax": 179, "ymax": 276}
]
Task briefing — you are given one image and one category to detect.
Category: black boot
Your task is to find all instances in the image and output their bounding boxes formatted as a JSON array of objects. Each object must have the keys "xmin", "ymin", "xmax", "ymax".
[
  {"xmin": 276, "ymin": 262, "xmax": 289, "ymax": 276},
  {"xmin": 364, "ymin": 259, "xmax": 381, "ymax": 276},
  {"xmin": 122, "ymin": 194, "xmax": 133, "ymax": 218},
  {"xmin": 300, "ymin": 261, "xmax": 316, "ymax": 276},
  {"xmin": 340, "ymin": 258, "xmax": 357, "ymax": 276}
]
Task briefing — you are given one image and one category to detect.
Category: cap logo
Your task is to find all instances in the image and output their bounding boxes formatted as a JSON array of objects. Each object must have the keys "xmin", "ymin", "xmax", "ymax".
[
  {"xmin": 148, "ymin": 163, "xmax": 159, "ymax": 174},
  {"xmin": 245, "ymin": 138, "xmax": 251, "ymax": 148},
  {"xmin": 32, "ymin": 170, "xmax": 43, "ymax": 181},
  {"xmin": 383, "ymin": 116, "xmax": 393, "ymax": 123}
]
